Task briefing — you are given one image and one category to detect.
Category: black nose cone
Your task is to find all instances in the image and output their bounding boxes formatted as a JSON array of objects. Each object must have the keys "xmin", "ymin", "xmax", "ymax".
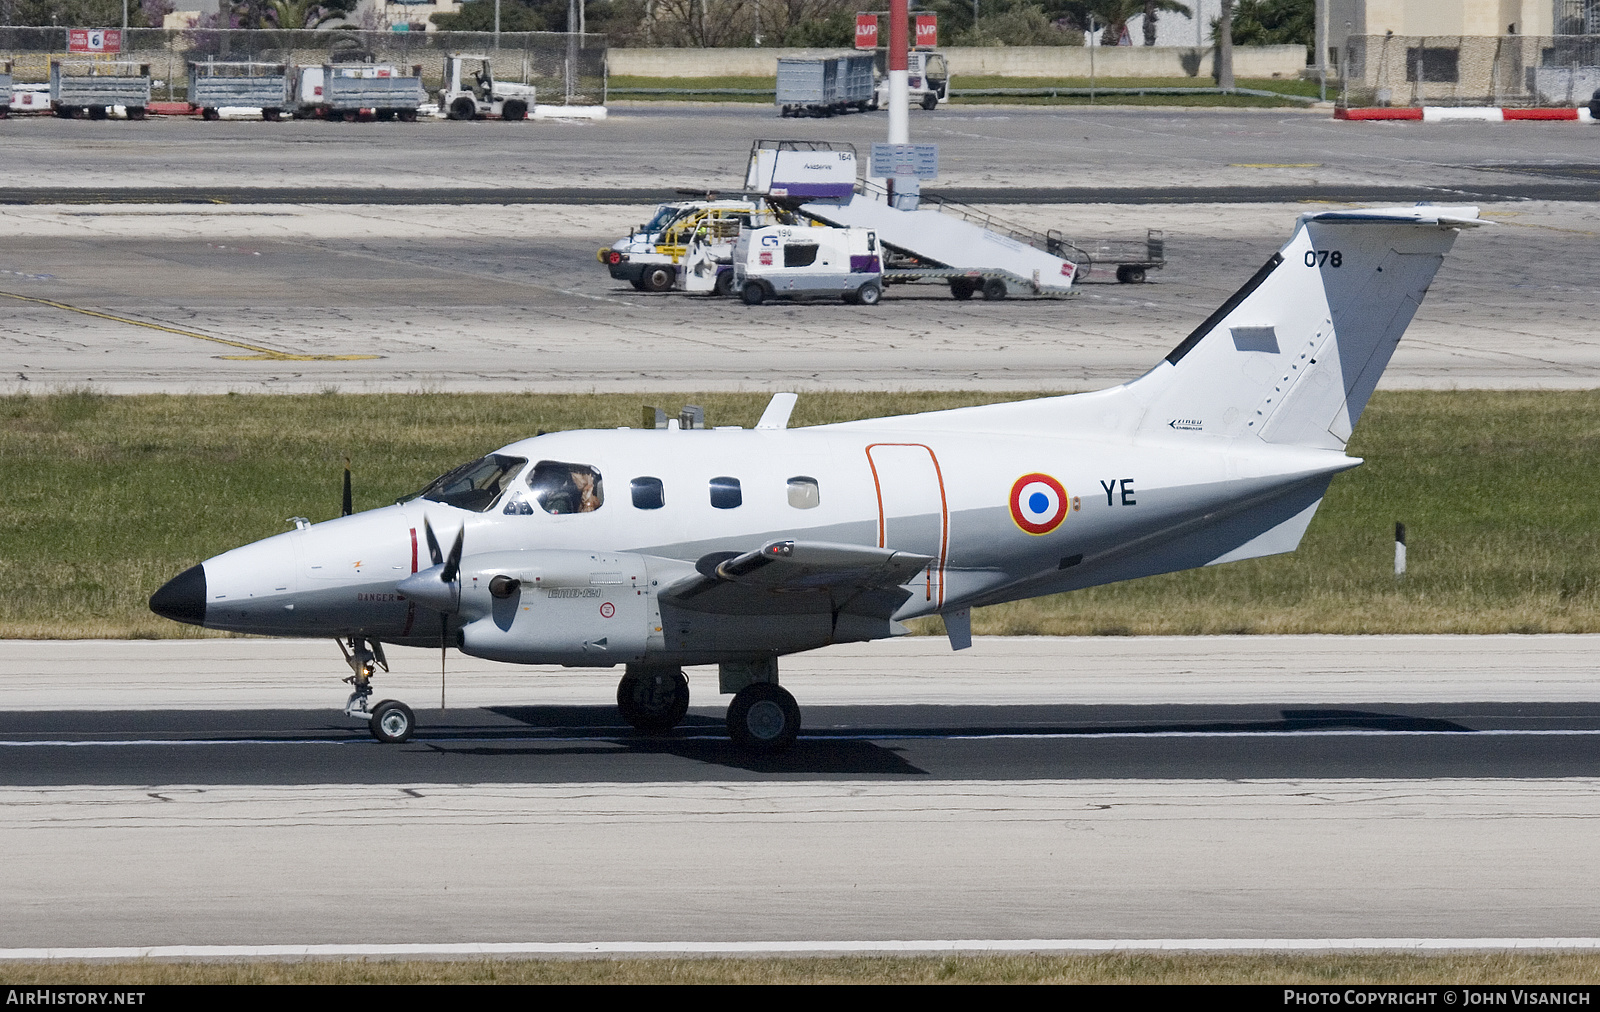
[{"xmin": 150, "ymin": 565, "xmax": 207, "ymax": 626}]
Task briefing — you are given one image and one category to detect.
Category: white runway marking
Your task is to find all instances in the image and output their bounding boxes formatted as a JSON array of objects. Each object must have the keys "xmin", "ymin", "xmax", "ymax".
[
  {"xmin": 2, "ymin": 728, "xmax": 1598, "ymax": 747},
  {"xmin": 5, "ymin": 938, "xmax": 1600, "ymax": 960}
]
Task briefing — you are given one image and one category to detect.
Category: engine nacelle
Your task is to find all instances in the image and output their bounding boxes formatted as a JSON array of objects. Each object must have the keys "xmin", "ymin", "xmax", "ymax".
[{"xmin": 454, "ymin": 550, "xmax": 661, "ymax": 666}]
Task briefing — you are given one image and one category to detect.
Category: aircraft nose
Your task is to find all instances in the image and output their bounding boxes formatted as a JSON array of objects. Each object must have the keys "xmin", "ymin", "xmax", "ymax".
[{"xmin": 149, "ymin": 564, "xmax": 207, "ymax": 626}]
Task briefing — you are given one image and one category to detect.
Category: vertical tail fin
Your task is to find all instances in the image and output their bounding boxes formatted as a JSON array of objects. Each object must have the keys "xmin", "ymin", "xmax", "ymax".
[{"xmin": 1132, "ymin": 206, "xmax": 1482, "ymax": 449}]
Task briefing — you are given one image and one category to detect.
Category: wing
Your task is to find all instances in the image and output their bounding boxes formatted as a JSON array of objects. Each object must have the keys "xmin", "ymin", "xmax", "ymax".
[{"xmin": 660, "ymin": 540, "xmax": 933, "ymax": 618}]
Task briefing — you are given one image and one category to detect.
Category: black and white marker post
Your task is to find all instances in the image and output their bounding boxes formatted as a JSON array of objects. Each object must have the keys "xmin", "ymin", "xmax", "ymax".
[{"xmin": 1394, "ymin": 522, "xmax": 1407, "ymax": 578}]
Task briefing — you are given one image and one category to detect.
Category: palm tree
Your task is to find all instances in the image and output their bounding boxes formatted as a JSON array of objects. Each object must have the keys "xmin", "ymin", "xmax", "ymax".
[
  {"xmin": 1056, "ymin": 0, "xmax": 1190, "ymax": 45},
  {"xmin": 267, "ymin": 0, "xmax": 345, "ymax": 28}
]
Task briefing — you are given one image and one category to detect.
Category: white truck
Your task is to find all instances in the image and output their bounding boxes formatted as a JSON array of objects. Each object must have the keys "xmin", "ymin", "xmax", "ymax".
[
  {"xmin": 598, "ymin": 198, "xmax": 779, "ymax": 294},
  {"xmin": 440, "ymin": 54, "xmax": 536, "ymax": 121},
  {"xmin": 734, "ymin": 223, "xmax": 883, "ymax": 306},
  {"xmin": 872, "ymin": 49, "xmax": 949, "ymax": 110}
]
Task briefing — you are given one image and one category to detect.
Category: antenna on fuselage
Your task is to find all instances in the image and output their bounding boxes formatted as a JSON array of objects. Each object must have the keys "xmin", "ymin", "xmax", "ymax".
[{"xmin": 341, "ymin": 457, "xmax": 353, "ymax": 517}]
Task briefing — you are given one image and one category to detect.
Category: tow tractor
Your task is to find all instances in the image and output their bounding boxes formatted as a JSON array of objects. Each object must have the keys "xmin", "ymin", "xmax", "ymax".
[
  {"xmin": 440, "ymin": 54, "xmax": 536, "ymax": 121},
  {"xmin": 597, "ymin": 197, "xmax": 787, "ymax": 294}
]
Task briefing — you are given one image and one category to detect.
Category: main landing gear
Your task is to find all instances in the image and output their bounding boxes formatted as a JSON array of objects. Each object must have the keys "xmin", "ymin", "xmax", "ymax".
[
  {"xmin": 613, "ymin": 658, "xmax": 802, "ymax": 754},
  {"xmin": 339, "ymin": 636, "xmax": 415, "ymax": 744}
]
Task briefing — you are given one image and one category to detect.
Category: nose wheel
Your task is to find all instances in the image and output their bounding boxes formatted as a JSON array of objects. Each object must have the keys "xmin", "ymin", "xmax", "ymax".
[
  {"xmin": 369, "ymin": 699, "xmax": 416, "ymax": 744},
  {"xmin": 338, "ymin": 636, "xmax": 417, "ymax": 744}
]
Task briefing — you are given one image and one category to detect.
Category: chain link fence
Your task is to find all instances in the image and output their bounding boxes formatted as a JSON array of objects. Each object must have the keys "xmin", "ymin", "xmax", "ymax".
[
  {"xmin": 1340, "ymin": 34, "xmax": 1600, "ymax": 108},
  {"xmin": 0, "ymin": 28, "xmax": 607, "ymax": 105}
]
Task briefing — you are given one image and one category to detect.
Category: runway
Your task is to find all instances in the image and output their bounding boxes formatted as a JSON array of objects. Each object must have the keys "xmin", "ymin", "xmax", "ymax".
[{"xmin": 3, "ymin": 636, "xmax": 1599, "ymax": 946}]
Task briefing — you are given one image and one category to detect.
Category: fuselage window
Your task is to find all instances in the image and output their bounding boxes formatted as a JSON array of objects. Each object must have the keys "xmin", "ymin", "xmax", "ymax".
[
  {"xmin": 709, "ymin": 476, "xmax": 742, "ymax": 509},
  {"xmin": 787, "ymin": 476, "xmax": 820, "ymax": 509},
  {"xmin": 631, "ymin": 476, "xmax": 665, "ymax": 510},
  {"xmin": 527, "ymin": 461, "xmax": 604, "ymax": 515},
  {"xmin": 407, "ymin": 454, "xmax": 528, "ymax": 513}
]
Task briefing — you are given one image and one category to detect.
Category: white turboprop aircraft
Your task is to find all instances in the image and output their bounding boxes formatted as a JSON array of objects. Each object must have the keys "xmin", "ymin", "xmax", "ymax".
[{"xmin": 151, "ymin": 206, "xmax": 1480, "ymax": 751}]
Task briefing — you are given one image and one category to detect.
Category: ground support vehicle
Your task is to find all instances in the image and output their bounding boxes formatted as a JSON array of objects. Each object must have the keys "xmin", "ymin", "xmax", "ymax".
[
  {"xmin": 798, "ymin": 179, "xmax": 1078, "ymax": 298},
  {"xmin": 777, "ymin": 54, "xmax": 875, "ymax": 117},
  {"xmin": 872, "ymin": 49, "xmax": 948, "ymax": 110},
  {"xmin": 734, "ymin": 223, "xmax": 883, "ymax": 305},
  {"xmin": 440, "ymin": 54, "xmax": 536, "ymax": 121},
  {"xmin": 1067, "ymin": 230, "xmax": 1167, "ymax": 284},
  {"xmin": 8, "ymin": 83, "xmax": 51, "ymax": 115},
  {"xmin": 296, "ymin": 64, "xmax": 425, "ymax": 122},
  {"xmin": 50, "ymin": 60, "xmax": 151, "ymax": 120},
  {"xmin": 188, "ymin": 62, "xmax": 291, "ymax": 121},
  {"xmin": 597, "ymin": 198, "xmax": 780, "ymax": 294},
  {"xmin": 0, "ymin": 63, "xmax": 10, "ymax": 118},
  {"xmin": 882, "ymin": 265, "xmax": 1070, "ymax": 300}
]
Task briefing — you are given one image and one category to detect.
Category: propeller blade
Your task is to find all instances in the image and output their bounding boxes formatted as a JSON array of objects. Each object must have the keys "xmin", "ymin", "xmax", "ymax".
[
  {"xmin": 423, "ymin": 517, "xmax": 444, "ymax": 567},
  {"xmin": 441, "ymin": 526, "xmax": 465, "ymax": 583}
]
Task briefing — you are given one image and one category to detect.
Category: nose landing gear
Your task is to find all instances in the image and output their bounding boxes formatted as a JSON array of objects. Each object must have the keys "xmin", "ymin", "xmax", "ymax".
[{"xmin": 338, "ymin": 636, "xmax": 415, "ymax": 744}]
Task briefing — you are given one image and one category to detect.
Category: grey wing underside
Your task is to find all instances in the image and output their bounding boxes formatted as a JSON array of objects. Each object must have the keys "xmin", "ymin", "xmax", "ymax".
[{"xmin": 660, "ymin": 540, "xmax": 932, "ymax": 619}]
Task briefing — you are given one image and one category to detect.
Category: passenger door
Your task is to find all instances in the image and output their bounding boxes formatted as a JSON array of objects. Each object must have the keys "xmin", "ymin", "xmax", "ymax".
[{"xmin": 864, "ymin": 443, "xmax": 948, "ymax": 607}]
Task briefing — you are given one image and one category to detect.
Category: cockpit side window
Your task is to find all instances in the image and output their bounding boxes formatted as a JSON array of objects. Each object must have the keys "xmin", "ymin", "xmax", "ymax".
[
  {"xmin": 528, "ymin": 460, "xmax": 605, "ymax": 515},
  {"xmin": 408, "ymin": 454, "xmax": 527, "ymax": 513}
]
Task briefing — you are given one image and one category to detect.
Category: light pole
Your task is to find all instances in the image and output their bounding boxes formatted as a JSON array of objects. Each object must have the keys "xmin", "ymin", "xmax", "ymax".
[
  {"xmin": 888, "ymin": 0, "xmax": 908, "ymax": 144},
  {"xmin": 1315, "ymin": 0, "xmax": 1327, "ymax": 101}
]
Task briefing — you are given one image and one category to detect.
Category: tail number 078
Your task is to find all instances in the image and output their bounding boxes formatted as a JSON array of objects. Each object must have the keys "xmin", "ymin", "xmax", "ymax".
[{"xmin": 1305, "ymin": 250, "xmax": 1342, "ymax": 267}]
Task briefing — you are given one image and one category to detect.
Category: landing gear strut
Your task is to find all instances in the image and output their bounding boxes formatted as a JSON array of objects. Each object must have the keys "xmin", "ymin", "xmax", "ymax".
[
  {"xmin": 338, "ymin": 636, "xmax": 415, "ymax": 744},
  {"xmin": 616, "ymin": 664, "xmax": 690, "ymax": 732}
]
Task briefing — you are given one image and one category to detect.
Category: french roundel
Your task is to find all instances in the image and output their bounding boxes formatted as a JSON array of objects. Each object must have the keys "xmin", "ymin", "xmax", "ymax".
[{"xmin": 1008, "ymin": 473, "xmax": 1068, "ymax": 535}]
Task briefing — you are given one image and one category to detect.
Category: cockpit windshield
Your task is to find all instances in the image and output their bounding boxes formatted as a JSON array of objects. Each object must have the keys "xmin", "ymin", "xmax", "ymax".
[{"xmin": 405, "ymin": 454, "xmax": 527, "ymax": 513}]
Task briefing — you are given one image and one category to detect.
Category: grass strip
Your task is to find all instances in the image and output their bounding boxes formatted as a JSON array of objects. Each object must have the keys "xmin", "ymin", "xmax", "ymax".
[
  {"xmin": 2, "ymin": 952, "xmax": 1599, "ymax": 984},
  {"xmin": 1, "ymin": 389, "xmax": 1596, "ymax": 639},
  {"xmin": 607, "ymin": 75, "xmax": 1324, "ymax": 107}
]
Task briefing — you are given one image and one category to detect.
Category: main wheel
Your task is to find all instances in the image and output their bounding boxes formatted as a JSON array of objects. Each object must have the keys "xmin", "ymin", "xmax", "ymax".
[
  {"xmin": 741, "ymin": 281, "xmax": 767, "ymax": 305},
  {"xmin": 921, "ymin": 93, "xmax": 939, "ymax": 111},
  {"xmin": 713, "ymin": 269, "xmax": 736, "ymax": 298},
  {"xmin": 127, "ymin": 106, "xmax": 146, "ymax": 121},
  {"xmin": 262, "ymin": 108, "xmax": 281, "ymax": 122},
  {"xmin": 982, "ymin": 277, "xmax": 1007, "ymax": 300},
  {"xmin": 501, "ymin": 100, "xmax": 527, "ymax": 121},
  {"xmin": 727, "ymin": 682, "xmax": 800, "ymax": 754},
  {"xmin": 949, "ymin": 278, "xmax": 976, "ymax": 300},
  {"xmin": 617, "ymin": 667, "xmax": 690, "ymax": 733},
  {"xmin": 449, "ymin": 96, "xmax": 477, "ymax": 121},
  {"xmin": 1116, "ymin": 265, "xmax": 1147, "ymax": 284},
  {"xmin": 629, "ymin": 278, "xmax": 650, "ymax": 291},
  {"xmin": 87, "ymin": 105, "xmax": 108, "ymax": 120},
  {"xmin": 369, "ymin": 699, "xmax": 415, "ymax": 744},
  {"xmin": 855, "ymin": 282, "xmax": 882, "ymax": 306},
  {"xmin": 642, "ymin": 265, "xmax": 675, "ymax": 292}
]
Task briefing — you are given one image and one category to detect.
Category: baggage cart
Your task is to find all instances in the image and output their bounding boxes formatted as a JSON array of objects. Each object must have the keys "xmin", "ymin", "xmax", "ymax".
[
  {"xmin": 300, "ymin": 64, "xmax": 426, "ymax": 122},
  {"xmin": 777, "ymin": 55, "xmax": 874, "ymax": 117},
  {"xmin": 50, "ymin": 59, "xmax": 151, "ymax": 120},
  {"xmin": 188, "ymin": 62, "xmax": 292, "ymax": 121}
]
